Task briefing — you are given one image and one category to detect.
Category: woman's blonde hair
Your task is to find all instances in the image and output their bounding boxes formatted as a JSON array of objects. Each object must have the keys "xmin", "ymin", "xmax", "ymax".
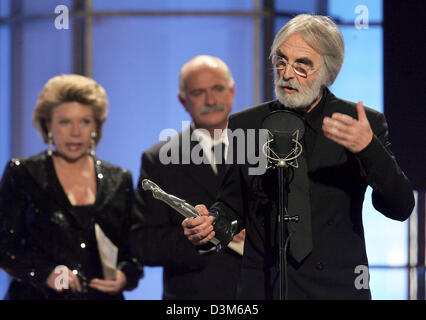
[{"xmin": 33, "ymin": 74, "xmax": 108, "ymax": 144}]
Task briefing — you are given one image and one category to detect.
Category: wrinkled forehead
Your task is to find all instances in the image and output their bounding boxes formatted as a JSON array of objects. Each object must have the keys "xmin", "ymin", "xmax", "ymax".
[
  {"xmin": 277, "ymin": 33, "xmax": 323, "ymax": 64},
  {"xmin": 185, "ymin": 65, "xmax": 229, "ymax": 87},
  {"xmin": 185, "ymin": 61, "xmax": 227, "ymax": 78}
]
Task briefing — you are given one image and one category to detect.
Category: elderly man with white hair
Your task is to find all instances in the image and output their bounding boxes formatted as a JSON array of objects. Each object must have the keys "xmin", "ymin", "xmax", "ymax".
[{"xmin": 182, "ymin": 14, "xmax": 414, "ymax": 299}]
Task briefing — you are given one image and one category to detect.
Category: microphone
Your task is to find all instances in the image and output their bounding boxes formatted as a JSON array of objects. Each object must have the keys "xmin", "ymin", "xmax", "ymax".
[
  {"xmin": 262, "ymin": 110, "xmax": 307, "ymax": 300},
  {"xmin": 261, "ymin": 110, "xmax": 305, "ymax": 169}
]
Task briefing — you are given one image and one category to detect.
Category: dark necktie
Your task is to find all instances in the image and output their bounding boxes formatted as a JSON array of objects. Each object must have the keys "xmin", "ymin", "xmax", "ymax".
[
  {"xmin": 212, "ymin": 143, "xmax": 226, "ymax": 176},
  {"xmin": 286, "ymin": 139, "xmax": 312, "ymax": 263}
]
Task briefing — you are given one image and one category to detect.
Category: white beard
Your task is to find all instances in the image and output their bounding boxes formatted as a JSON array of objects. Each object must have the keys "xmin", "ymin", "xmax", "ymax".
[{"xmin": 274, "ymin": 68, "xmax": 327, "ymax": 110}]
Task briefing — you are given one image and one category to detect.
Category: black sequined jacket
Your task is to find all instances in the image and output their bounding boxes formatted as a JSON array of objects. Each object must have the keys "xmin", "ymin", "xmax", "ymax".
[{"xmin": 0, "ymin": 151, "xmax": 143, "ymax": 300}]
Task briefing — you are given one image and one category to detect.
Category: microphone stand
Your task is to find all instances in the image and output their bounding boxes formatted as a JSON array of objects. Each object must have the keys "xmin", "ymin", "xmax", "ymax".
[
  {"xmin": 276, "ymin": 159, "xmax": 299, "ymax": 300},
  {"xmin": 277, "ymin": 159, "xmax": 289, "ymax": 301},
  {"xmin": 262, "ymin": 110, "xmax": 304, "ymax": 300}
]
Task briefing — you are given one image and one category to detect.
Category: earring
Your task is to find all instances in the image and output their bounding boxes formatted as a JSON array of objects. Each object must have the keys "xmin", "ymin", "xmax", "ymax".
[
  {"xmin": 89, "ymin": 131, "xmax": 97, "ymax": 157},
  {"xmin": 47, "ymin": 132, "xmax": 53, "ymax": 156}
]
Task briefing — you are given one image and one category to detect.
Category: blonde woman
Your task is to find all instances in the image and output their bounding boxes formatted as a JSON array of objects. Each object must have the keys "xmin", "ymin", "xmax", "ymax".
[{"xmin": 0, "ymin": 74, "xmax": 142, "ymax": 300}]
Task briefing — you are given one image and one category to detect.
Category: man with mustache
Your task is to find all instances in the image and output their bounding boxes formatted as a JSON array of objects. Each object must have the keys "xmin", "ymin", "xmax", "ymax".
[
  {"xmin": 182, "ymin": 15, "xmax": 414, "ymax": 299},
  {"xmin": 131, "ymin": 55, "xmax": 244, "ymax": 299}
]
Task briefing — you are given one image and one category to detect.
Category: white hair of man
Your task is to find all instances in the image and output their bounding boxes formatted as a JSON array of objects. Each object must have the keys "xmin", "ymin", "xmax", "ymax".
[
  {"xmin": 270, "ymin": 14, "xmax": 345, "ymax": 87},
  {"xmin": 178, "ymin": 55, "xmax": 235, "ymax": 99}
]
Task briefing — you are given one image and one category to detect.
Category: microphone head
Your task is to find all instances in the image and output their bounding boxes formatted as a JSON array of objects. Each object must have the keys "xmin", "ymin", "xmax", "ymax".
[{"xmin": 262, "ymin": 110, "xmax": 305, "ymax": 158}]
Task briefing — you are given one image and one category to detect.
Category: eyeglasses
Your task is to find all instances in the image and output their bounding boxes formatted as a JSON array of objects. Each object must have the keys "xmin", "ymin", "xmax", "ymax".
[{"xmin": 271, "ymin": 55, "xmax": 316, "ymax": 78}]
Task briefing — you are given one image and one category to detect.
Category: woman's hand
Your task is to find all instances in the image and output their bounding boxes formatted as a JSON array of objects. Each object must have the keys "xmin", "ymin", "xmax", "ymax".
[
  {"xmin": 46, "ymin": 265, "xmax": 82, "ymax": 293},
  {"xmin": 88, "ymin": 269, "xmax": 127, "ymax": 294}
]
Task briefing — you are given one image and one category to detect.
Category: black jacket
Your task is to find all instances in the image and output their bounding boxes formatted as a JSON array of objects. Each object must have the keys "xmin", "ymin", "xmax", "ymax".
[
  {"xmin": 0, "ymin": 152, "xmax": 143, "ymax": 300},
  {"xmin": 131, "ymin": 130, "xmax": 242, "ymax": 300},
  {"xmin": 211, "ymin": 89, "xmax": 415, "ymax": 299}
]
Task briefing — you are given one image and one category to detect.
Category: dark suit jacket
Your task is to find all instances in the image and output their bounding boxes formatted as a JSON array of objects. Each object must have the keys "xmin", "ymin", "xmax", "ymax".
[
  {"xmin": 210, "ymin": 89, "xmax": 415, "ymax": 300},
  {"xmin": 0, "ymin": 152, "xmax": 143, "ymax": 300},
  {"xmin": 131, "ymin": 129, "xmax": 242, "ymax": 300}
]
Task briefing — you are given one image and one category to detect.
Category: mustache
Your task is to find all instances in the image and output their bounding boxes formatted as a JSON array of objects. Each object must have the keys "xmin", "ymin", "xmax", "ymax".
[
  {"xmin": 275, "ymin": 78, "xmax": 301, "ymax": 91},
  {"xmin": 199, "ymin": 104, "xmax": 225, "ymax": 115}
]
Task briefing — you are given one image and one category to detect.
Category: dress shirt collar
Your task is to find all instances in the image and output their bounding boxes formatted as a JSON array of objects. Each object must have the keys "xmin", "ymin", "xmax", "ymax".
[
  {"xmin": 190, "ymin": 122, "xmax": 229, "ymax": 173},
  {"xmin": 191, "ymin": 122, "xmax": 229, "ymax": 159}
]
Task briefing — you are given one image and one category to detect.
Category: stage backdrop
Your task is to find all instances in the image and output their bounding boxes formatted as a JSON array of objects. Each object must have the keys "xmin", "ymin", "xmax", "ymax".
[{"xmin": 0, "ymin": 0, "xmax": 413, "ymax": 300}]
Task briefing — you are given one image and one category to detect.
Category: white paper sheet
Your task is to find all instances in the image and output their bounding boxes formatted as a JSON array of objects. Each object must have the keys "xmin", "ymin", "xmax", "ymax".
[{"xmin": 94, "ymin": 223, "xmax": 118, "ymax": 280}]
